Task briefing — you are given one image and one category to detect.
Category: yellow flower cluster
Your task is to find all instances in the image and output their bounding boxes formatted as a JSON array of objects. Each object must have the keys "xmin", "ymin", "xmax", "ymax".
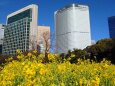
[{"xmin": 0, "ymin": 52, "xmax": 115, "ymax": 86}]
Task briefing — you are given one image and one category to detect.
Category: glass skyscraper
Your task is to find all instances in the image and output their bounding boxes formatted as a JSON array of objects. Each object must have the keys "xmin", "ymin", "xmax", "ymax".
[
  {"xmin": 3, "ymin": 4, "xmax": 38, "ymax": 55},
  {"xmin": 108, "ymin": 16, "xmax": 115, "ymax": 38}
]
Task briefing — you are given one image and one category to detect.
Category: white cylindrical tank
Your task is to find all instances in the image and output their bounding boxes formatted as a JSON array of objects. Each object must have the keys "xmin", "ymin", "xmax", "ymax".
[{"xmin": 55, "ymin": 4, "xmax": 91, "ymax": 53}]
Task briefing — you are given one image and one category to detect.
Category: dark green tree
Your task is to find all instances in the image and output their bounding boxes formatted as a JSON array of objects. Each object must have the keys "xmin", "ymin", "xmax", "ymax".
[{"xmin": 85, "ymin": 38, "xmax": 115, "ymax": 63}]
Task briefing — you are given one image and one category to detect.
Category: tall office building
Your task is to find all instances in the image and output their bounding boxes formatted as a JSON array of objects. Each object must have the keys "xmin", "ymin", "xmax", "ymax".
[
  {"xmin": 3, "ymin": 4, "xmax": 38, "ymax": 55},
  {"xmin": 108, "ymin": 16, "xmax": 115, "ymax": 38},
  {"xmin": 0, "ymin": 24, "xmax": 5, "ymax": 54},
  {"xmin": 37, "ymin": 26, "xmax": 50, "ymax": 53},
  {"xmin": 55, "ymin": 4, "xmax": 91, "ymax": 53}
]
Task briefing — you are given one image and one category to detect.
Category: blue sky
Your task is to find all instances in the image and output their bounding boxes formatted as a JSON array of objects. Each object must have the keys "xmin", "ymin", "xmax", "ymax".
[{"xmin": 0, "ymin": 0, "xmax": 115, "ymax": 41}]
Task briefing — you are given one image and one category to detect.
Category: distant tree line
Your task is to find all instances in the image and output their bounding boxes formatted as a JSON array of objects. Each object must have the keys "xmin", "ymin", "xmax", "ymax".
[
  {"xmin": 85, "ymin": 38, "xmax": 115, "ymax": 63},
  {"xmin": 60, "ymin": 38, "xmax": 115, "ymax": 64},
  {"xmin": 0, "ymin": 38, "xmax": 115, "ymax": 65}
]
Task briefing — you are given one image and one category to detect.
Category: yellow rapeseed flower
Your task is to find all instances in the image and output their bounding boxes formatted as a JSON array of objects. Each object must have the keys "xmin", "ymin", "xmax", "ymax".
[
  {"xmin": 79, "ymin": 79, "xmax": 83, "ymax": 86},
  {"xmin": 40, "ymin": 76, "xmax": 46, "ymax": 82},
  {"xmin": 7, "ymin": 57, "xmax": 13, "ymax": 61},
  {"xmin": 112, "ymin": 71, "xmax": 115, "ymax": 75},
  {"xmin": 27, "ymin": 53, "xmax": 32, "ymax": 57},
  {"xmin": 91, "ymin": 79, "xmax": 100, "ymax": 86},
  {"xmin": 95, "ymin": 77, "xmax": 100, "ymax": 85},
  {"xmin": 16, "ymin": 49, "xmax": 22, "ymax": 54},
  {"xmin": 104, "ymin": 64, "xmax": 109, "ymax": 69},
  {"xmin": 39, "ymin": 68, "xmax": 46, "ymax": 75},
  {"xmin": 50, "ymin": 83, "xmax": 56, "ymax": 86},
  {"xmin": 48, "ymin": 54, "xmax": 55, "ymax": 61},
  {"xmin": 112, "ymin": 78, "xmax": 115, "ymax": 84},
  {"xmin": 33, "ymin": 50, "xmax": 37, "ymax": 53},
  {"xmin": 17, "ymin": 55, "xmax": 22, "ymax": 59},
  {"xmin": 60, "ymin": 82, "xmax": 65, "ymax": 86},
  {"xmin": 0, "ymin": 53, "xmax": 115, "ymax": 85},
  {"xmin": 38, "ymin": 63, "xmax": 44, "ymax": 68},
  {"xmin": 26, "ymin": 68, "xmax": 35, "ymax": 76},
  {"xmin": 49, "ymin": 76, "xmax": 53, "ymax": 80},
  {"xmin": 58, "ymin": 64, "xmax": 66, "ymax": 73}
]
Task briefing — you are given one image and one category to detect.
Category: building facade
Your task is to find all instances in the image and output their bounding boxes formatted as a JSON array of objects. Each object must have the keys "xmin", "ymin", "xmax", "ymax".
[
  {"xmin": 108, "ymin": 16, "xmax": 115, "ymax": 38},
  {"xmin": 55, "ymin": 4, "xmax": 91, "ymax": 53},
  {"xmin": 3, "ymin": 4, "xmax": 38, "ymax": 55},
  {"xmin": 0, "ymin": 24, "xmax": 5, "ymax": 54},
  {"xmin": 37, "ymin": 26, "xmax": 50, "ymax": 53}
]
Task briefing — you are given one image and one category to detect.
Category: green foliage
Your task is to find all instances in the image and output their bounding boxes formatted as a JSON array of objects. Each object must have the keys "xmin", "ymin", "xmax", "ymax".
[
  {"xmin": 59, "ymin": 49, "xmax": 87, "ymax": 63},
  {"xmin": 85, "ymin": 38, "xmax": 115, "ymax": 63}
]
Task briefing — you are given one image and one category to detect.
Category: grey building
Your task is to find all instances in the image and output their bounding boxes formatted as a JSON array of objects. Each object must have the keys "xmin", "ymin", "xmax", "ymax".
[
  {"xmin": 3, "ymin": 4, "xmax": 38, "ymax": 55},
  {"xmin": 0, "ymin": 24, "xmax": 5, "ymax": 54},
  {"xmin": 55, "ymin": 4, "xmax": 91, "ymax": 53}
]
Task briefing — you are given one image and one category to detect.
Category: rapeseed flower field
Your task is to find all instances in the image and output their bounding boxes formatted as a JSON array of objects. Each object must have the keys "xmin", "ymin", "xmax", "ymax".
[{"xmin": 0, "ymin": 50, "xmax": 115, "ymax": 86}]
